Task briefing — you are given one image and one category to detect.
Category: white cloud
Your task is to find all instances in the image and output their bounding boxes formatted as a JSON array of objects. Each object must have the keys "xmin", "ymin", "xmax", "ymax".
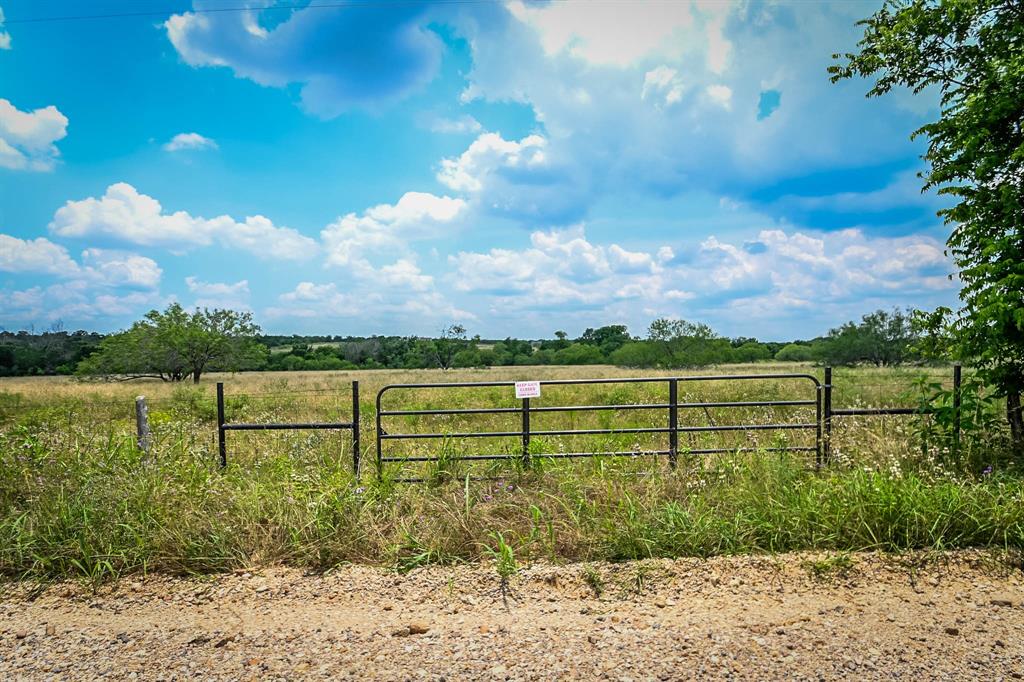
[
  {"xmin": 449, "ymin": 225, "xmax": 676, "ymax": 310},
  {"xmin": 506, "ymin": 0, "xmax": 699, "ymax": 67},
  {"xmin": 0, "ymin": 234, "xmax": 78, "ymax": 275},
  {"xmin": 705, "ymin": 84, "xmax": 733, "ymax": 110},
  {"xmin": 429, "ymin": 114, "xmax": 482, "ymax": 134},
  {"xmin": 165, "ymin": 4, "xmax": 442, "ymax": 117},
  {"xmin": 0, "ymin": 99, "xmax": 68, "ymax": 171},
  {"xmin": 49, "ymin": 183, "xmax": 317, "ymax": 260},
  {"xmin": 0, "ymin": 282, "xmax": 163, "ymax": 327},
  {"xmin": 642, "ymin": 66, "xmax": 685, "ymax": 107},
  {"xmin": 163, "ymin": 132, "xmax": 218, "ymax": 152},
  {"xmin": 185, "ymin": 276, "xmax": 250, "ymax": 309},
  {"xmin": 691, "ymin": 228, "xmax": 954, "ymax": 311},
  {"xmin": 0, "ymin": 233, "xmax": 161, "ymax": 290},
  {"xmin": 81, "ymin": 249, "xmax": 162, "ymax": 289},
  {"xmin": 321, "ymin": 191, "xmax": 466, "ymax": 268},
  {"xmin": 378, "ymin": 258, "xmax": 433, "ymax": 292},
  {"xmin": 437, "ymin": 132, "xmax": 547, "ymax": 193},
  {"xmin": 268, "ymin": 279, "xmax": 472, "ymax": 326}
]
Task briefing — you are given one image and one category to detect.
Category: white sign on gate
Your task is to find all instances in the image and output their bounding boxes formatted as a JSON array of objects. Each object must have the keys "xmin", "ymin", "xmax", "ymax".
[{"xmin": 514, "ymin": 381, "xmax": 541, "ymax": 399}]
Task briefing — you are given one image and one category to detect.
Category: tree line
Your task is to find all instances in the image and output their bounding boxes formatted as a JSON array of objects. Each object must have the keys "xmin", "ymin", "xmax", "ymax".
[{"xmin": 2, "ymin": 305, "xmax": 935, "ymax": 380}]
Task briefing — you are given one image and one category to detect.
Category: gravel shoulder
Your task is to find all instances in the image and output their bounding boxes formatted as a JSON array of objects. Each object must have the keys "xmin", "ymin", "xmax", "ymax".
[{"xmin": 2, "ymin": 551, "xmax": 1023, "ymax": 680}]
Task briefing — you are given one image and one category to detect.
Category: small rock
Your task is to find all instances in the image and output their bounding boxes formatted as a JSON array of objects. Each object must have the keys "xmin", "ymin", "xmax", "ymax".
[
  {"xmin": 382, "ymin": 604, "xmax": 393, "ymax": 611},
  {"xmin": 45, "ymin": 624, "xmax": 56, "ymax": 636},
  {"xmin": 408, "ymin": 622, "xmax": 430, "ymax": 635},
  {"xmin": 991, "ymin": 598, "xmax": 1014, "ymax": 608},
  {"xmin": 944, "ymin": 627, "xmax": 959, "ymax": 636},
  {"xmin": 15, "ymin": 630, "xmax": 28, "ymax": 640},
  {"xmin": 214, "ymin": 635, "xmax": 235, "ymax": 648}
]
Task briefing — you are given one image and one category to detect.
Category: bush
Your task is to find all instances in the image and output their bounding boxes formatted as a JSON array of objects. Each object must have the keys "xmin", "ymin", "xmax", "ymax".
[{"xmin": 775, "ymin": 343, "xmax": 816, "ymax": 362}]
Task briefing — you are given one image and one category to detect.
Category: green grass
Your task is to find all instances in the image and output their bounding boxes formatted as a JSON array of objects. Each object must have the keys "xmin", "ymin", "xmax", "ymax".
[{"xmin": 0, "ymin": 364, "xmax": 1018, "ymax": 583}]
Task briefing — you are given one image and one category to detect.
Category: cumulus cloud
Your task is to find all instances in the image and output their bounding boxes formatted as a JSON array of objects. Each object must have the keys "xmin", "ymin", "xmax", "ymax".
[
  {"xmin": 437, "ymin": 132, "xmax": 547, "ymax": 193},
  {"xmin": 163, "ymin": 132, "xmax": 218, "ymax": 152},
  {"xmin": 0, "ymin": 233, "xmax": 161, "ymax": 289},
  {"xmin": 449, "ymin": 225, "xmax": 676, "ymax": 309},
  {"xmin": 165, "ymin": 3, "xmax": 442, "ymax": 117},
  {"xmin": 321, "ymin": 191, "xmax": 466, "ymax": 268},
  {"xmin": 0, "ymin": 234, "xmax": 78, "ymax": 275},
  {"xmin": 81, "ymin": 249, "xmax": 162, "ymax": 289},
  {"xmin": 49, "ymin": 183, "xmax": 317, "ymax": 260},
  {"xmin": 692, "ymin": 228, "xmax": 954, "ymax": 313},
  {"xmin": 0, "ymin": 99, "xmax": 68, "ymax": 171}
]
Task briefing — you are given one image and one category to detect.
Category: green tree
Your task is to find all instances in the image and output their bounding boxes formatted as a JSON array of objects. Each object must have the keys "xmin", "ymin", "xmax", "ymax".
[
  {"xmin": 831, "ymin": 0, "xmax": 1024, "ymax": 448},
  {"xmin": 774, "ymin": 343, "xmax": 816, "ymax": 363},
  {"xmin": 647, "ymin": 318, "xmax": 731, "ymax": 368},
  {"xmin": 429, "ymin": 324, "xmax": 468, "ymax": 370},
  {"xmin": 818, "ymin": 309, "xmax": 917, "ymax": 367},
  {"xmin": 578, "ymin": 325, "xmax": 632, "ymax": 355},
  {"xmin": 78, "ymin": 303, "xmax": 262, "ymax": 383}
]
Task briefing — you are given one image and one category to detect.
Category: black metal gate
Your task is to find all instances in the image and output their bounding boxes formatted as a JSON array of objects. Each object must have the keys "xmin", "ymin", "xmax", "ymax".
[
  {"xmin": 375, "ymin": 373, "xmax": 822, "ymax": 479},
  {"xmin": 216, "ymin": 381, "xmax": 360, "ymax": 471}
]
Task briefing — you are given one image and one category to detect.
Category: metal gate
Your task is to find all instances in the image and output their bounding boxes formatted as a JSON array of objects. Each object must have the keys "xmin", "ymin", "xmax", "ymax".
[
  {"xmin": 216, "ymin": 381, "xmax": 360, "ymax": 470},
  {"xmin": 375, "ymin": 373, "xmax": 822, "ymax": 479}
]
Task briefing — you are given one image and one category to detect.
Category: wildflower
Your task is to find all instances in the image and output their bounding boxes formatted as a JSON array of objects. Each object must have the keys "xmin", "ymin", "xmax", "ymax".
[
  {"xmin": 355, "ymin": 486, "xmax": 366, "ymax": 495},
  {"xmin": 982, "ymin": 466, "xmax": 993, "ymax": 477}
]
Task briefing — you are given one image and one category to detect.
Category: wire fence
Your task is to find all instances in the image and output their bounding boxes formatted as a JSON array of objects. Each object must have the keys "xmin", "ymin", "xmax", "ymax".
[{"xmin": 0, "ymin": 366, "xmax": 967, "ymax": 479}]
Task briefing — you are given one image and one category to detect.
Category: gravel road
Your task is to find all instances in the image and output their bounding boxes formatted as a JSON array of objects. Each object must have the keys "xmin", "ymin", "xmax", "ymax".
[{"xmin": 2, "ymin": 551, "xmax": 1023, "ymax": 680}]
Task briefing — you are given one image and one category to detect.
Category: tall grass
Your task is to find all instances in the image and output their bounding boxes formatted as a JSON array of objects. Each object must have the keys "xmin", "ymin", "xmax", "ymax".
[{"xmin": 0, "ymin": 364, "xmax": 1018, "ymax": 582}]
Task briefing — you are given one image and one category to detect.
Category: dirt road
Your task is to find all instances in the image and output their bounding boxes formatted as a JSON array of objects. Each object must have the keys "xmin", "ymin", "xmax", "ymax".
[{"xmin": 2, "ymin": 552, "xmax": 1023, "ymax": 680}]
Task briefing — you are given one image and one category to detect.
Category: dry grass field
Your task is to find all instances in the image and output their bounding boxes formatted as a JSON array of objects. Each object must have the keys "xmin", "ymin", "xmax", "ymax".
[{"xmin": 0, "ymin": 362, "xmax": 1016, "ymax": 586}]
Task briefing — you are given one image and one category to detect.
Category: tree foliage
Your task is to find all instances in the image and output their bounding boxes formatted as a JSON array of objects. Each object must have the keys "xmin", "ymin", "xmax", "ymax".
[
  {"xmin": 818, "ymin": 309, "xmax": 918, "ymax": 367},
  {"xmin": 79, "ymin": 303, "xmax": 262, "ymax": 383},
  {"xmin": 831, "ymin": 0, "xmax": 1024, "ymax": 448}
]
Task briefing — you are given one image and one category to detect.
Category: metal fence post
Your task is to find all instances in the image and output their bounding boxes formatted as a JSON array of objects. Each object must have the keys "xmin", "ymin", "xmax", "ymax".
[
  {"xmin": 823, "ymin": 367, "xmax": 832, "ymax": 465},
  {"xmin": 952, "ymin": 364, "xmax": 962, "ymax": 457},
  {"xmin": 815, "ymin": 382, "xmax": 823, "ymax": 469},
  {"xmin": 352, "ymin": 380, "xmax": 361, "ymax": 477},
  {"xmin": 668, "ymin": 378, "xmax": 678, "ymax": 469},
  {"xmin": 522, "ymin": 397, "xmax": 531, "ymax": 465},
  {"xmin": 135, "ymin": 396, "xmax": 151, "ymax": 457},
  {"xmin": 216, "ymin": 382, "xmax": 227, "ymax": 468}
]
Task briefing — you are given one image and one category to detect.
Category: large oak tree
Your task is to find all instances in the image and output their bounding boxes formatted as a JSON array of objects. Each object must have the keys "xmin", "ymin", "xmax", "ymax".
[{"xmin": 79, "ymin": 303, "xmax": 263, "ymax": 383}]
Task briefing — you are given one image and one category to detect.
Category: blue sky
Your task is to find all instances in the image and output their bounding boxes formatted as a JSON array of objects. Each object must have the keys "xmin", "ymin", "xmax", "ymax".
[{"xmin": 0, "ymin": 0, "xmax": 958, "ymax": 340}]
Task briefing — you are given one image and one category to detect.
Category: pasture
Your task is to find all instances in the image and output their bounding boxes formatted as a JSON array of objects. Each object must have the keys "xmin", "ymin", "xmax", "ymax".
[{"xmin": 1, "ymin": 363, "xmax": 1019, "ymax": 584}]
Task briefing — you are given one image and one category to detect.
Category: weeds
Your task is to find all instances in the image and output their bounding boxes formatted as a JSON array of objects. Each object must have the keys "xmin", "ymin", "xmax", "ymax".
[
  {"xmin": 484, "ymin": 531, "xmax": 518, "ymax": 607},
  {"xmin": 803, "ymin": 553, "xmax": 855, "ymax": 581},
  {"xmin": 582, "ymin": 565, "xmax": 605, "ymax": 597}
]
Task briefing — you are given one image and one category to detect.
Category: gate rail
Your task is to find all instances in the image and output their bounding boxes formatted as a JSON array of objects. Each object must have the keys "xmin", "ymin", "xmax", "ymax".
[
  {"xmin": 216, "ymin": 381, "xmax": 360, "ymax": 471},
  {"xmin": 376, "ymin": 373, "xmax": 822, "ymax": 478}
]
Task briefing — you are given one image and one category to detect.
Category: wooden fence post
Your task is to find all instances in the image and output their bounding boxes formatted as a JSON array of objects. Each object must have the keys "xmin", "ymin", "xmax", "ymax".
[{"xmin": 135, "ymin": 396, "xmax": 151, "ymax": 456}]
